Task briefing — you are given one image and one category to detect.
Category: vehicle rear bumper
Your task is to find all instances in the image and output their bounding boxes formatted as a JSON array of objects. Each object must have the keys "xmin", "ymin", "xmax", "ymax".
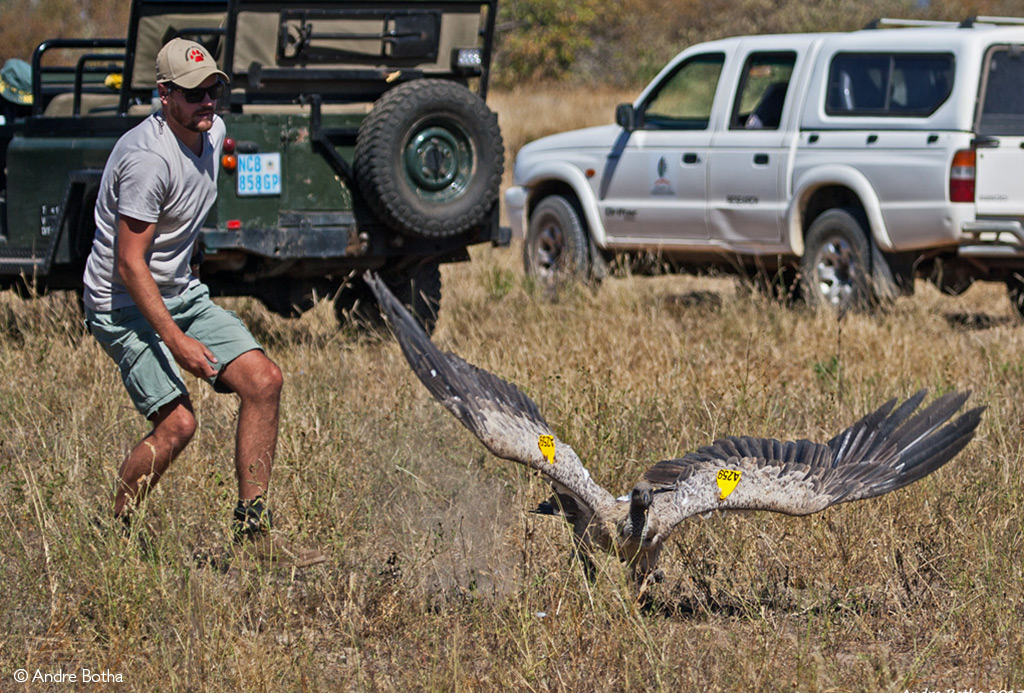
[
  {"xmin": 963, "ymin": 219, "xmax": 1024, "ymax": 242},
  {"xmin": 958, "ymin": 220, "xmax": 1024, "ymax": 257}
]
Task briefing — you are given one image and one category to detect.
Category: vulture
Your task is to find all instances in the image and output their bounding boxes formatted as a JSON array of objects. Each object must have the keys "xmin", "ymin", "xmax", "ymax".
[{"xmin": 364, "ymin": 272, "xmax": 984, "ymax": 587}]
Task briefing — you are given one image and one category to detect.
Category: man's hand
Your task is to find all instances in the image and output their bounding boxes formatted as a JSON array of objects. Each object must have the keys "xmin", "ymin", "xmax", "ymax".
[{"xmin": 167, "ymin": 333, "xmax": 219, "ymax": 379}]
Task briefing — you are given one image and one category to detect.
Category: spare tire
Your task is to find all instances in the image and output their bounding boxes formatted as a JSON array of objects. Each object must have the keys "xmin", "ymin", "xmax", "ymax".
[{"xmin": 355, "ymin": 79, "xmax": 504, "ymax": 238}]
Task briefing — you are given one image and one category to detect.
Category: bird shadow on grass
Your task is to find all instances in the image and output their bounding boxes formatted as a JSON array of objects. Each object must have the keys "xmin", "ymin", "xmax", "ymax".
[
  {"xmin": 638, "ymin": 581, "xmax": 886, "ymax": 622},
  {"xmin": 636, "ymin": 547, "xmax": 887, "ymax": 621}
]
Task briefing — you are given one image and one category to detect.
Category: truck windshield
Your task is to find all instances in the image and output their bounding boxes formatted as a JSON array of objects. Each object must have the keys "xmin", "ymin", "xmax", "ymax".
[{"xmin": 642, "ymin": 53, "xmax": 725, "ymax": 130}]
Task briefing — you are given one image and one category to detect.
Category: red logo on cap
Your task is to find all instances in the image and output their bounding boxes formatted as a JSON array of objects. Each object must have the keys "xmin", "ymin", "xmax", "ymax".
[{"xmin": 187, "ymin": 48, "xmax": 205, "ymax": 63}]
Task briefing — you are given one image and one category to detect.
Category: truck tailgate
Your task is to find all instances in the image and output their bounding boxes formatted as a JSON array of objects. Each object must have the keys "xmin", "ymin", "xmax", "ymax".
[{"xmin": 975, "ymin": 135, "xmax": 1024, "ymax": 217}]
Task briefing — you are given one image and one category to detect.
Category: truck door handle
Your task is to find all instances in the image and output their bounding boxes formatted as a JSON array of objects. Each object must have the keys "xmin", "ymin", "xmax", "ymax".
[
  {"xmin": 973, "ymin": 135, "xmax": 1000, "ymax": 149},
  {"xmin": 682, "ymin": 152, "xmax": 700, "ymax": 164},
  {"xmin": 753, "ymin": 153, "xmax": 769, "ymax": 165}
]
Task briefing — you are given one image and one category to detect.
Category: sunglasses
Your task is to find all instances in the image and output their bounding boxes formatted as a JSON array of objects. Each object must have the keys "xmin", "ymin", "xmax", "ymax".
[{"xmin": 169, "ymin": 81, "xmax": 225, "ymax": 103}]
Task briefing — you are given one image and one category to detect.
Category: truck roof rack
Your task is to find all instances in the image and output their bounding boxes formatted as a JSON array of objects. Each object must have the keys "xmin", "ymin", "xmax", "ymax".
[
  {"xmin": 865, "ymin": 16, "xmax": 1024, "ymax": 30},
  {"xmin": 864, "ymin": 18, "xmax": 959, "ymax": 30},
  {"xmin": 961, "ymin": 16, "xmax": 1024, "ymax": 27}
]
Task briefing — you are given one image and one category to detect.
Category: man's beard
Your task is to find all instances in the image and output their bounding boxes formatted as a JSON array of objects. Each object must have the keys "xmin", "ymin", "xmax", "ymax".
[{"xmin": 166, "ymin": 98, "xmax": 214, "ymax": 133}]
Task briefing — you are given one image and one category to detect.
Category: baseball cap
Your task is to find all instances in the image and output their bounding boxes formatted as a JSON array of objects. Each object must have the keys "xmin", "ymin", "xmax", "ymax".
[{"xmin": 155, "ymin": 38, "xmax": 228, "ymax": 88}]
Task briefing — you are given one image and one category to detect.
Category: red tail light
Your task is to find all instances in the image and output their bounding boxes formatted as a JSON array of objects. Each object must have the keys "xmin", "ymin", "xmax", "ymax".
[{"xmin": 949, "ymin": 149, "xmax": 975, "ymax": 203}]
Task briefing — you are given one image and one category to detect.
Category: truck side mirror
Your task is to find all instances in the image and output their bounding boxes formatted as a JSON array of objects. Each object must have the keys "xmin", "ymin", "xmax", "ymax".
[{"xmin": 615, "ymin": 103, "xmax": 636, "ymax": 132}]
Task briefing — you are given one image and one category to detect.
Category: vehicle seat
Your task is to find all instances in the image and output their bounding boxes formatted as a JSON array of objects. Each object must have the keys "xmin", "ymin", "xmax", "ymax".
[
  {"xmin": 42, "ymin": 92, "xmax": 121, "ymax": 117},
  {"xmin": 836, "ymin": 71, "xmax": 855, "ymax": 110},
  {"xmin": 746, "ymin": 81, "xmax": 788, "ymax": 129}
]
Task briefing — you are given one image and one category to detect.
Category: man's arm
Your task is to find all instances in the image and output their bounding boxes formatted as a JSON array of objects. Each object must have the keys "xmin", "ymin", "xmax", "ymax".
[{"xmin": 116, "ymin": 214, "xmax": 218, "ymax": 379}]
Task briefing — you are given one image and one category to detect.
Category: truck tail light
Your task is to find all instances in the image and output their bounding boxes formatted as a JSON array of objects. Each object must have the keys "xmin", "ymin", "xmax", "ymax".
[{"xmin": 949, "ymin": 149, "xmax": 975, "ymax": 203}]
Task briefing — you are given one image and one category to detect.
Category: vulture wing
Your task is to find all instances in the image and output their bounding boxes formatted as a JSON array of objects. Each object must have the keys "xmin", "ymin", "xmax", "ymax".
[
  {"xmin": 365, "ymin": 272, "xmax": 617, "ymax": 517},
  {"xmin": 644, "ymin": 391, "xmax": 984, "ymax": 529}
]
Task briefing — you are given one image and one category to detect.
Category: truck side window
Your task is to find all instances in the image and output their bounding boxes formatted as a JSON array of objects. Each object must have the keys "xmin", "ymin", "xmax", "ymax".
[
  {"xmin": 731, "ymin": 52, "xmax": 796, "ymax": 129},
  {"xmin": 641, "ymin": 53, "xmax": 725, "ymax": 130},
  {"xmin": 826, "ymin": 52, "xmax": 953, "ymax": 117},
  {"xmin": 978, "ymin": 45, "xmax": 1024, "ymax": 135}
]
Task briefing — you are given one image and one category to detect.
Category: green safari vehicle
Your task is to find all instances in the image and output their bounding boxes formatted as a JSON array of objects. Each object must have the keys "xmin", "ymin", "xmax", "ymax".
[{"xmin": 0, "ymin": 0, "xmax": 506, "ymax": 331}]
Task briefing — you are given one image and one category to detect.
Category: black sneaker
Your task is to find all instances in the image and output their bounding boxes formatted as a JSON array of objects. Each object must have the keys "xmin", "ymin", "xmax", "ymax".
[{"xmin": 231, "ymin": 497, "xmax": 325, "ymax": 569}]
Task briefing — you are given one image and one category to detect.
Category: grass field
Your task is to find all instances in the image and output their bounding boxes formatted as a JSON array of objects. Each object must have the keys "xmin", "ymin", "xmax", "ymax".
[{"xmin": 3, "ymin": 90, "xmax": 1024, "ymax": 691}]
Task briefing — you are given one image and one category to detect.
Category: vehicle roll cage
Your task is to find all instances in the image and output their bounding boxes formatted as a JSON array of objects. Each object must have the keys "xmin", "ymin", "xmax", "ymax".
[{"xmin": 28, "ymin": 0, "xmax": 497, "ymax": 118}]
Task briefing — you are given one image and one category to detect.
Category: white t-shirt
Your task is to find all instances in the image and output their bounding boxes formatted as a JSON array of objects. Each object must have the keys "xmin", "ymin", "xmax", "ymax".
[{"xmin": 83, "ymin": 111, "xmax": 225, "ymax": 311}]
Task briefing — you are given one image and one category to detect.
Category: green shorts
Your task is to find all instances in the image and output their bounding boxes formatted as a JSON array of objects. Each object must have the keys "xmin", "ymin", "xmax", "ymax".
[{"xmin": 86, "ymin": 283, "xmax": 263, "ymax": 419}]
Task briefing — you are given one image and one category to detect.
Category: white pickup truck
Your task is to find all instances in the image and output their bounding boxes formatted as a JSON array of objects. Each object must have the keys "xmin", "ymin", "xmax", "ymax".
[{"xmin": 505, "ymin": 17, "xmax": 1024, "ymax": 314}]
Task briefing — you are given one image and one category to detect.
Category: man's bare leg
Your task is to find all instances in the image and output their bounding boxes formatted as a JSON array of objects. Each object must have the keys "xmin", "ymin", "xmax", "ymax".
[
  {"xmin": 114, "ymin": 397, "xmax": 197, "ymax": 517},
  {"xmin": 217, "ymin": 350, "xmax": 324, "ymax": 567},
  {"xmin": 216, "ymin": 349, "xmax": 283, "ymax": 502}
]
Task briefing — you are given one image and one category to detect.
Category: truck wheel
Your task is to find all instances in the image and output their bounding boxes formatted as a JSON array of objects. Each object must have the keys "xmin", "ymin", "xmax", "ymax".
[
  {"xmin": 523, "ymin": 195, "xmax": 590, "ymax": 290},
  {"xmin": 334, "ymin": 261, "xmax": 442, "ymax": 335},
  {"xmin": 259, "ymin": 280, "xmax": 318, "ymax": 318},
  {"xmin": 355, "ymin": 80, "xmax": 504, "ymax": 238},
  {"xmin": 800, "ymin": 208, "xmax": 890, "ymax": 311}
]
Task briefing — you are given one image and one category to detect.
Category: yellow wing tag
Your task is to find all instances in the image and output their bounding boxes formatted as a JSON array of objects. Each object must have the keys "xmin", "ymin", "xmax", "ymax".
[
  {"xmin": 538, "ymin": 435, "xmax": 555, "ymax": 464},
  {"xmin": 716, "ymin": 469, "xmax": 741, "ymax": 500}
]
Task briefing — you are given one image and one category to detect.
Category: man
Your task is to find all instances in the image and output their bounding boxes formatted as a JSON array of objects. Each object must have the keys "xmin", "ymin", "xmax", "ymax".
[
  {"xmin": 83, "ymin": 38, "xmax": 323, "ymax": 568},
  {"xmin": 0, "ymin": 58, "xmax": 33, "ymax": 204},
  {"xmin": 0, "ymin": 58, "xmax": 33, "ymax": 125}
]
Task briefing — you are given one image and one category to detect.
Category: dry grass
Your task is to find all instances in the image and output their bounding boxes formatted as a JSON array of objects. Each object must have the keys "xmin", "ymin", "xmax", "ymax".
[
  {"xmin": 3, "ymin": 249, "xmax": 1024, "ymax": 691},
  {"xmin": 3, "ymin": 89, "xmax": 1024, "ymax": 690},
  {"xmin": 489, "ymin": 86, "xmax": 635, "ymax": 160}
]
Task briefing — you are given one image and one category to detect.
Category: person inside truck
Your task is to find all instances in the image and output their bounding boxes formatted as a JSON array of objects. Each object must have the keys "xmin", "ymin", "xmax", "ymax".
[
  {"xmin": 0, "ymin": 57, "xmax": 33, "ymax": 126},
  {"xmin": 0, "ymin": 58, "xmax": 33, "ymax": 203},
  {"xmin": 745, "ymin": 81, "xmax": 788, "ymax": 129},
  {"xmin": 81, "ymin": 38, "xmax": 324, "ymax": 568}
]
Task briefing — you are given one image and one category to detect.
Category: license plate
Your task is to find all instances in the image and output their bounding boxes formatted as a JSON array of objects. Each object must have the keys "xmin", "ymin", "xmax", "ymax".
[{"xmin": 236, "ymin": 153, "xmax": 282, "ymax": 196}]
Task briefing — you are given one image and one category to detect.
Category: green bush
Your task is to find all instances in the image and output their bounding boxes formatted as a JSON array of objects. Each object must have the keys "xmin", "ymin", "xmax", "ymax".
[
  {"xmin": 492, "ymin": 0, "xmax": 603, "ymax": 86},
  {"xmin": 493, "ymin": 0, "xmax": 1024, "ymax": 89}
]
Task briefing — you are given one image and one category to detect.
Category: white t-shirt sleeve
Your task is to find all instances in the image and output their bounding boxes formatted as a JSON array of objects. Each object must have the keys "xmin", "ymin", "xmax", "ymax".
[{"xmin": 113, "ymin": 149, "xmax": 168, "ymax": 225}]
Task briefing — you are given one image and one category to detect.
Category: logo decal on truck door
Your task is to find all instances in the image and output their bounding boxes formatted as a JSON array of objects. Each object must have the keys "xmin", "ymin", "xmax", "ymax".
[{"xmin": 650, "ymin": 155, "xmax": 675, "ymax": 196}]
